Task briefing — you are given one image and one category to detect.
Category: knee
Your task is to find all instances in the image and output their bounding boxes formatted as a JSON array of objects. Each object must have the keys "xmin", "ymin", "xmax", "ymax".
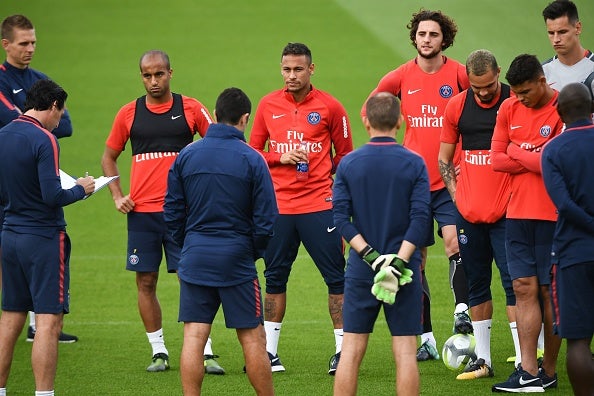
[{"xmin": 137, "ymin": 273, "xmax": 158, "ymax": 293}]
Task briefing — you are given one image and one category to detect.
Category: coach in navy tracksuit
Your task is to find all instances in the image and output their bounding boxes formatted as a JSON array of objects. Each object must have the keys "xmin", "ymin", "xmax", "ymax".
[
  {"xmin": 0, "ymin": 15, "xmax": 72, "ymax": 136},
  {"xmin": 0, "ymin": 80, "xmax": 94, "ymax": 394},
  {"xmin": 332, "ymin": 92, "xmax": 430, "ymax": 395},
  {"xmin": 164, "ymin": 88, "xmax": 277, "ymax": 395},
  {"xmin": 541, "ymin": 82, "xmax": 594, "ymax": 396}
]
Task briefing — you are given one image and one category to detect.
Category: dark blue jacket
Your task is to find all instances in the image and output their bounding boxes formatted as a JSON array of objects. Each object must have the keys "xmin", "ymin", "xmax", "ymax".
[
  {"xmin": 164, "ymin": 123, "xmax": 278, "ymax": 286},
  {"xmin": 0, "ymin": 115, "xmax": 85, "ymax": 237},
  {"xmin": 333, "ymin": 136, "xmax": 430, "ymax": 280},
  {"xmin": 542, "ymin": 119, "xmax": 594, "ymax": 268},
  {"xmin": 0, "ymin": 61, "xmax": 72, "ymax": 138}
]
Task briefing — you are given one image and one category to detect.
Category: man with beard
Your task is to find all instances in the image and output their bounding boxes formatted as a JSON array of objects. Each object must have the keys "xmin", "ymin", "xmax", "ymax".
[
  {"xmin": 363, "ymin": 8, "xmax": 471, "ymax": 362},
  {"xmin": 438, "ymin": 49, "xmax": 518, "ymax": 381}
]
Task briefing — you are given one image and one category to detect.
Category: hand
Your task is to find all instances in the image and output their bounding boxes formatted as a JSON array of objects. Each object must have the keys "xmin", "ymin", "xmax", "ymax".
[
  {"xmin": 76, "ymin": 176, "xmax": 95, "ymax": 196},
  {"xmin": 370, "ymin": 258, "xmax": 414, "ymax": 304},
  {"xmin": 371, "ymin": 266, "xmax": 401, "ymax": 304},
  {"xmin": 114, "ymin": 195, "xmax": 135, "ymax": 214},
  {"xmin": 359, "ymin": 245, "xmax": 397, "ymax": 273}
]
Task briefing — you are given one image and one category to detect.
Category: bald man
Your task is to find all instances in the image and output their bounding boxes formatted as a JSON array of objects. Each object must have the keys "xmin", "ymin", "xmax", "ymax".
[{"xmin": 541, "ymin": 82, "xmax": 594, "ymax": 396}]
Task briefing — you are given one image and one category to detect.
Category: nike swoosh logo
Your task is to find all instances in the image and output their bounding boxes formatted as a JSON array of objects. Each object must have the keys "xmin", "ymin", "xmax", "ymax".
[
  {"xmin": 407, "ymin": 89, "xmax": 421, "ymax": 95},
  {"xmin": 510, "ymin": 125, "xmax": 522, "ymax": 130},
  {"xmin": 12, "ymin": 89, "xmax": 23, "ymax": 94},
  {"xmin": 327, "ymin": 226, "xmax": 336, "ymax": 233},
  {"xmin": 272, "ymin": 114, "xmax": 285, "ymax": 119},
  {"xmin": 518, "ymin": 376, "xmax": 540, "ymax": 385},
  {"xmin": 270, "ymin": 357, "xmax": 280, "ymax": 363},
  {"xmin": 171, "ymin": 115, "xmax": 182, "ymax": 120}
]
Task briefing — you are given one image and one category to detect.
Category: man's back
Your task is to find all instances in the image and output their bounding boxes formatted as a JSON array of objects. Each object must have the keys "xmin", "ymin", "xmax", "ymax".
[{"xmin": 166, "ymin": 123, "xmax": 277, "ymax": 286}]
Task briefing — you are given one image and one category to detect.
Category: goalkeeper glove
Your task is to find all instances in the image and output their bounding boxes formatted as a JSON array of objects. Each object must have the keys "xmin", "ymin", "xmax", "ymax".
[
  {"xmin": 371, "ymin": 266, "xmax": 401, "ymax": 304},
  {"xmin": 370, "ymin": 257, "xmax": 414, "ymax": 305},
  {"xmin": 359, "ymin": 245, "xmax": 397, "ymax": 273}
]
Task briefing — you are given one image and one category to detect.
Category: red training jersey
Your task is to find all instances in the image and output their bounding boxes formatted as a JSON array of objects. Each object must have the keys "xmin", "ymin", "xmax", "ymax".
[
  {"xmin": 106, "ymin": 95, "xmax": 213, "ymax": 212},
  {"xmin": 249, "ymin": 86, "xmax": 353, "ymax": 214},
  {"xmin": 441, "ymin": 89, "xmax": 511, "ymax": 223},
  {"xmin": 363, "ymin": 57, "xmax": 469, "ymax": 191},
  {"xmin": 491, "ymin": 92, "xmax": 562, "ymax": 221}
]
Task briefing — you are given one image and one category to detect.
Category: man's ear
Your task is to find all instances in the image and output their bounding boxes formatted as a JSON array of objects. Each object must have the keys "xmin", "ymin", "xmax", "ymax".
[{"xmin": 396, "ymin": 114, "xmax": 403, "ymax": 130}]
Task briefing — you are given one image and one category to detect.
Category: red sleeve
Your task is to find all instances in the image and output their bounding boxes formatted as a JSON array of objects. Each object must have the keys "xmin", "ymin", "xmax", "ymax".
[
  {"xmin": 491, "ymin": 101, "xmax": 528, "ymax": 174},
  {"xmin": 507, "ymin": 143, "xmax": 543, "ymax": 174},
  {"xmin": 327, "ymin": 100, "xmax": 353, "ymax": 172},
  {"xmin": 106, "ymin": 102, "xmax": 135, "ymax": 152},
  {"xmin": 248, "ymin": 98, "xmax": 282, "ymax": 166},
  {"xmin": 182, "ymin": 96, "xmax": 213, "ymax": 138},
  {"xmin": 440, "ymin": 92, "xmax": 465, "ymax": 144}
]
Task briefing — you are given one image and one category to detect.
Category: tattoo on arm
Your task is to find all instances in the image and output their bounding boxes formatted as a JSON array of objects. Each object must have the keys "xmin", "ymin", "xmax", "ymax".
[{"xmin": 438, "ymin": 159, "xmax": 457, "ymax": 202}]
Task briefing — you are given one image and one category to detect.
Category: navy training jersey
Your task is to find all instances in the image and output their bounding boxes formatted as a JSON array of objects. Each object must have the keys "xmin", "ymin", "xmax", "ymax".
[
  {"xmin": 0, "ymin": 115, "xmax": 85, "ymax": 237},
  {"xmin": 333, "ymin": 136, "xmax": 431, "ymax": 280}
]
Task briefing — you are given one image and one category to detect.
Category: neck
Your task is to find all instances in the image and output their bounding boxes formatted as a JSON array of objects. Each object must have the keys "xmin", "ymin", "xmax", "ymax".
[
  {"xmin": 23, "ymin": 110, "xmax": 47, "ymax": 128},
  {"xmin": 536, "ymin": 87, "xmax": 556, "ymax": 109},
  {"xmin": 6, "ymin": 59, "xmax": 28, "ymax": 70},
  {"xmin": 146, "ymin": 91, "xmax": 173, "ymax": 105},
  {"xmin": 416, "ymin": 54, "xmax": 445, "ymax": 73},
  {"xmin": 557, "ymin": 45, "xmax": 586, "ymax": 66},
  {"xmin": 291, "ymin": 86, "xmax": 311, "ymax": 103}
]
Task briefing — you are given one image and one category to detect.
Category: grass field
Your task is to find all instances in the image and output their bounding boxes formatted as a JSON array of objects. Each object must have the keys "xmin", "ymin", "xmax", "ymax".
[{"xmin": 1, "ymin": 0, "xmax": 593, "ymax": 394}]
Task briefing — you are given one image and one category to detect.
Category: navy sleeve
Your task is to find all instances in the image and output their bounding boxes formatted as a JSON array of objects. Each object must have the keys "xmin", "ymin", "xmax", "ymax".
[
  {"xmin": 38, "ymin": 135, "xmax": 85, "ymax": 206},
  {"xmin": 403, "ymin": 161, "xmax": 431, "ymax": 247},
  {"xmin": 164, "ymin": 156, "xmax": 187, "ymax": 247},
  {"xmin": 333, "ymin": 160, "xmax": 358, "ymax": 243},
  {"xmin": 542, "ymin": 144, "xmax": 594, "ymax": 233},
  {"xmin": 251, "ymin": 153, "xmax": 278, "ymax": 259}
]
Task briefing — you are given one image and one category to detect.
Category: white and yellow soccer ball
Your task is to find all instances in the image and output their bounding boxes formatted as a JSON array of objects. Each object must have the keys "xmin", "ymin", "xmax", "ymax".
[{"xmin": 442, "ymin": 333, "xmax": 477, "ymax": 371}]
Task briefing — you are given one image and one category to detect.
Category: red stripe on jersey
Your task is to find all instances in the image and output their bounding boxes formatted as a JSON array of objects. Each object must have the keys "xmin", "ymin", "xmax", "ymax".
[{"xmin": 0, "ymin": 91, "xmax": 15, "ymax": 110}]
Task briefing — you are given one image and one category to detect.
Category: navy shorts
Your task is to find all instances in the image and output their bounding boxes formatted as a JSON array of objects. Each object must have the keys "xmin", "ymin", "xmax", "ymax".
[
  {"xmin": 127, "ymin": 211, "xmax": 180, "ymax": 273},
  {"xmin": 178, "ymin": 277, "xmax": 264, "ymax": 329},
  {"xmin": 457, "ymin": 214, "xmax": 515, "ymax": 307},
  {"xmin": 551, "ymin": 262, "xmax": 594, "ymax": 339},
  {"xmin": 263, "ymin": 210, "xmax": 345, "ymax": 294},
  {"xmin": 505, "ymin": 219, "xmax": 555, "ymax": 284},
  {"xmin": 1, "ymin": 230, "xmax": 71, "ymax": 314},
  {"xmin": 343, "ymin": 261, "xmax": 422, "ymax": 335},
  {"xmin": 423, "ymin": 188, "xmax": 457, "ymax": 246}
]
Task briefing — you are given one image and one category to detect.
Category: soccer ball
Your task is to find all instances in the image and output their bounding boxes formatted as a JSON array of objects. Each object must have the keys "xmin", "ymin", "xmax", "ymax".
[{"xmin": 441, "ymin": 334, "xmax": 476, "ymax": 371}]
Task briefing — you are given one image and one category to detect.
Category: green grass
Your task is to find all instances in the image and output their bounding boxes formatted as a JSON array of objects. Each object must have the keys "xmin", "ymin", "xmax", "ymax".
[{"xmin": 1, "ymin": 0, "xmax": 592, "ymax": 394}]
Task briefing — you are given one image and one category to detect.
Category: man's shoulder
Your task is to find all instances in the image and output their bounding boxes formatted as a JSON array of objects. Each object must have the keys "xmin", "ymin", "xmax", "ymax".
[{"xmin": 310, "ymin": 86, "xmax": 344, "ymax": 105}]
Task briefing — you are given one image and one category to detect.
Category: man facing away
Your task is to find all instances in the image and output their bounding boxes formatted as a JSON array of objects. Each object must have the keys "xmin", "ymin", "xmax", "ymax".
[
  {"xmin": 333, "ymin": 92, "xmax": 430, "ymax": 396},
  {"xmin": 541, "ymin": 82, "xmax": 594, "ymax": 396},
  {"xmin": 165, "ymin": 87, "xmax": 277, "ymax": 396},
  {"xmin": 0, "ymin": 79, "xmax": 95, "ymax": 396}
]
